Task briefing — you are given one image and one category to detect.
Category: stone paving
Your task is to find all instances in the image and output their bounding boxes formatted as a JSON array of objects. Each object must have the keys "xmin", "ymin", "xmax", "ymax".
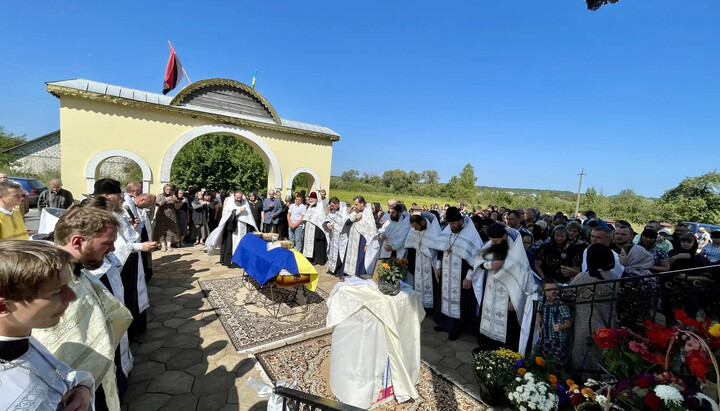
[{"xmin": 120, "ymin": 246, "xmax": 499, "ymax": 410}]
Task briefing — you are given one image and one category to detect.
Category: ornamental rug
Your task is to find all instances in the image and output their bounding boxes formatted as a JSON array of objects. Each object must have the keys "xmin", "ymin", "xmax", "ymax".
[
  {"xmin": 199, "ymin": 275, "xmax": 330, "ymax": 353},
  {"xmin": 255, "ymin": 333, "xmax": 489, "ymax": 411}
]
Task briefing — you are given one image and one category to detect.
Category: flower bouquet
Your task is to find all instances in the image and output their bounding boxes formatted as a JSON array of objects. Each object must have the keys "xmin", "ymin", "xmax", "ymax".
[
  {"xmin": 506, "ymin": 372, "xmax": 559, "ymax": 411},
  {"xmin": 472, "ymin": 349, "xmax": 519, "ymax": 405},
  {"xmin": 376, "ymin": 258, "xmax": 407, "ymax": 296},
  {"xmin": 515, "ymin": 353, "xmax": 570, "ymax": 407},
  {"xmin": 589, "ymin": 309, "xmax": 720, "ymax": 410}
]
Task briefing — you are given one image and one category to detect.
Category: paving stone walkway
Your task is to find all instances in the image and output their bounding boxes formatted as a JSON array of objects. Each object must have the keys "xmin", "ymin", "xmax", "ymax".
[{"xmin": 120, "ymin": 246, "xmax": 505, "ymax": 410}]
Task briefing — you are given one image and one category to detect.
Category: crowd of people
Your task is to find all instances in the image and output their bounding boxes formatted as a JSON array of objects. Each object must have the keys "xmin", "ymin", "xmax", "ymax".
[
  {"xmin": 2, "ymin": 176, "xmax": 719, "ymax": 409},
  {"xmin": 211, "ymin": 190, "xmax": 720, "ymax": 380}
]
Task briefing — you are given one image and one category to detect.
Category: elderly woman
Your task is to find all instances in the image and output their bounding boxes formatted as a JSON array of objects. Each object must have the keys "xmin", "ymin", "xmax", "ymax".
[
  {"xmin": 154, "ymin": 184, "xmax": 182, "ymax": 251},
  {"xmin": 569, "ymin": 243, "xmax": 617, "ymax": 378}
]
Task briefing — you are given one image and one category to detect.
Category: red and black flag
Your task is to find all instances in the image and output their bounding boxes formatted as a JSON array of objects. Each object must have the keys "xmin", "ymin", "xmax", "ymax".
[{"xmin": 162, "ymin": 42, "xmax": 185, "ymax": 95}]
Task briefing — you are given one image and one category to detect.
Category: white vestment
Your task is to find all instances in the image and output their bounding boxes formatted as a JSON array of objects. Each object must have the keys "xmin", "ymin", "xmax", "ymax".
[
  {"xmin": 32, "ymin": 271, "xmax": 132, "ymax": 411},
  {"xmin": 365, "ymin": 214, "xmax": 411, "ymax": 273},
  {"xmin": 404, "ymin": 215, "xmax": 443, "ymax": 308},
  {"xmin": 84, "ymin": 253, "xmax": 134, "ymax": 378},
  {"xmin": 205, "ymin": 197, "xmax": 258, "ymax": 255},
  {"xmin": 302, "ymin": 202, "xmax": 329, "ymax": 259},
  {"xmin": 324, "ymin": 203, "xmax": 350, "ymax": 273},
  {"xmin": 123, "ymin": 193, "xmax": 153, "ymax": 240},
  {"xmin": 473, "ymin": 232, "xmax": 537, "ymax": 344},
  {"xmin": 343, "ymin": 206, "xmax": 378, "ymax": 277},
  {"xmin": 436, "ymin": 217, "xmax": 482, "ymax": 319},
  {"xmin": 0, "ymin": 337, "xmax": 96, "ymax": 411},
  {"xmin": 113, "ymin": 211, "xmax": 149, "ymax": 313}
]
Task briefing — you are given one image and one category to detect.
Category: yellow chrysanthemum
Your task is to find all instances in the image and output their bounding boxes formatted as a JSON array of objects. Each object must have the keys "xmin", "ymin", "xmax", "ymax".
[
  {"xmin": 709, "ymin": 324, "xmax": 720, "ymax": 338},
  {"xmin": 382, "ymin": 263, "xmax": 390, "ymax": 270},
  {"xmin": 518, "ymin": 368, "xmax": 527, "ymax": 376}
]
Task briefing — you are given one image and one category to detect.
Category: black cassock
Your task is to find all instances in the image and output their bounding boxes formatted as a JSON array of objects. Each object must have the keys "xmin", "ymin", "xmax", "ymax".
[
  {"xmin": 219, "ymin": 210, "xmax": 255, "ymax": 268},
  {"xmin": 310, "ymin": 227, "xmax": 328, "ymax": 266}
]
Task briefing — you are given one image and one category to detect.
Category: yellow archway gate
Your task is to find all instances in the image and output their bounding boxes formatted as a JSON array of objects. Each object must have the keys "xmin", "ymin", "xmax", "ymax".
[{"xmin": 46, "ymin": 78, "xmax": 339, "ymax": 197}]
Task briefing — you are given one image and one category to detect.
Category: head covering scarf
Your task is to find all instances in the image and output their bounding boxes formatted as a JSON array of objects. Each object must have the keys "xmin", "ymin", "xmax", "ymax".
[
  {"xmin": 623, "ymin": 244, "xmax": 654, "ymax": 277},
  {"xmin": 586, "ymin": 243, "xmax": 615, "ymax": 279}
]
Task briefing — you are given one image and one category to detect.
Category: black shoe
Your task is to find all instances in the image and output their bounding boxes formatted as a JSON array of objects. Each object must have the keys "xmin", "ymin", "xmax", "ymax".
[
  {"xmin": 433, "ymin": 325, "xmax": 445, "ymax": 332},
  {"xmin": 448, "ymin": 332, "xmax": 460, "ymax": 341}
]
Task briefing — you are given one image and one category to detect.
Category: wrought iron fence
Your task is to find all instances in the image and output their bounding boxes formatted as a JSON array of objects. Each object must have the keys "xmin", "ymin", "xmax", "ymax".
[
  {"xmin": 526, "ymin": 264, "xmax": 720, "ymax": 377},
  {"xmin": 272, "ymin": 386, "xmax": 367, "ymax": 411}
]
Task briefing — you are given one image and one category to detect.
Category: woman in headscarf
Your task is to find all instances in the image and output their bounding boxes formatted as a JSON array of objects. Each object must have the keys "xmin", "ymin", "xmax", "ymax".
[
  {"xmin": 175, "ymin": 187, "xmax": 190, "ymax": 248},
  {"xmin": 616, "ymin": 244, "xmax": 655, "ymax": 331},
  {"xmin": 569, "ymin": 243, "xmax": 617, "ymax": 378},
  {"xmin": 154, "ymin": 184, "xmax": 182, "ymax": 251},
  {"xmin": 665, "ymin": 233, "xmax": 712, "ymax": 324},
  {"xmin": 534, "ymin": 225, "xmax": 582, "ymax": 283},
  {"xmin": 637, "ymin": 229, "xmax": 670, "ymax": 273}
]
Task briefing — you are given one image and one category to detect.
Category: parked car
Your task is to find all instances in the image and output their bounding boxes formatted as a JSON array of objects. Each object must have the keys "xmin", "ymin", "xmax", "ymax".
[
  {"xmin": 8, "ymin": 177, "xmax": 47, "ymax": 207},
  {"xmin": 680, "ymin": 221, "xmax": 720, "ymax": 237}
]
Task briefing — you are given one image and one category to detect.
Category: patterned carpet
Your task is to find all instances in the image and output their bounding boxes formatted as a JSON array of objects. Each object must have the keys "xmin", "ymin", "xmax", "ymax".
[
  {"xmin": 199, "ymin": 275, "xmax": 329, "ymax": 352},
  {"xmin": 255, "ymin": 333, "xmax": 488, "ymax": 411}
]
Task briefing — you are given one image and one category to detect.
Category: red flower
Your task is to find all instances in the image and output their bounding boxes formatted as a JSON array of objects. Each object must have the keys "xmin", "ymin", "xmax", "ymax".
[
  {"xmin": 593, "ymin": 328, "xmax": 617, "ymax": 348},
  {"xmin": 644, "ymin": 392, "xmax": 662, "ymax": 410},
  {"xmin": 636, "ymin": 376, "xmax": 652, "ymax": 388},
  {"xmin": 644, "ymin": 321, "xmax": 674, "ymax": 347},
  {"xmin": 686, "ymin": 351, "xmax": 709, "ymax": 382},
  {"xmin": 673, "ymin": 309, "xmax": 706, "ymax": 336}
]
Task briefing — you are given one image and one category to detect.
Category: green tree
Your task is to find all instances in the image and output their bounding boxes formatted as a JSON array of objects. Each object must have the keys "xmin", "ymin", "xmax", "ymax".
[
  {"xmin": 657, "ymin": 171, "xmax": 720, "ymax": 224},
  {"xmin": 608, "ymin": 189, "xmax": 656, "ymax": 224},
  {"xmin": 454, "ymin": 163, "xmax": 478, "ymax": 203},
  {"xmin": 586, "ymin": 0, "xmax": 619, "ymax": 10},
  {"xmin": 579, "ymin": 187, "xmax": 609, "ymax": 218},
  {"xmin": 170, "ymin": 134, "xmax": 266, "ymax": 192},
  {"xmin": 340, "ymin": 169, "xmax": 359, "ymax": 182},
  {"xmin": 0, "ymin": 126, "xmax": 27, "ymax": 168},
  {"xmin": 382, "ymin": 169, "xmax": 410, "ymax": 192},
  {"xmin": 421, "ymin": 170, "xmax": 439, "ymax": 185}
]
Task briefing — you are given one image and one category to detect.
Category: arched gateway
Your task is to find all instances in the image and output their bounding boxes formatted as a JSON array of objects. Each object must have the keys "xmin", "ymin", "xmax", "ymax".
[{"xmin": 46, "ymin": 78, "xmax": 339, "ymax": 197}]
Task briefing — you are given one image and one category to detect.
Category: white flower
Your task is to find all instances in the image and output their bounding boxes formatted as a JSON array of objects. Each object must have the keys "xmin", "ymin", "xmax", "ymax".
[
  {"xmin": 654, "ymin": 385, "xmax": 684, "ymax": 405},
  {"xmin": 595, "ymin": 394, "xmax": 608, "ymax": 407}
]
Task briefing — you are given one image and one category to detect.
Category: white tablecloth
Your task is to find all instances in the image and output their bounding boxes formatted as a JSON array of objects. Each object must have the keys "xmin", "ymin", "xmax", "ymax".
[{"xmin": 326, "ymin": 278, "xmax": 425, "ymax": 408}]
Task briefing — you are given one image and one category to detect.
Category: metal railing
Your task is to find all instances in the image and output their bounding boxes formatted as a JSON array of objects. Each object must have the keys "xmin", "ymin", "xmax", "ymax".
[
  {"xmin": 273, "ymin": 386, "xmax": 367, "ymax": 411},
  {"xmin": 526, "ymin": 264, "xmax": 720, "ymax": 376}
]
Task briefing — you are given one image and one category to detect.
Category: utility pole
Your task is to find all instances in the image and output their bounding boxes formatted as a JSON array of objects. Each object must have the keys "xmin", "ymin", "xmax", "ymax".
[{"xmin": 574, "ymin": 169, "xmax": 586, "ymax": 218}]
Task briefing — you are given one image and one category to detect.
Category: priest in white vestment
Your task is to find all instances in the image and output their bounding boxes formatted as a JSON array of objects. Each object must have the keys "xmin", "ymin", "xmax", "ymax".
[
  {"xmin": 206, "ymin": 191, "xmax": 258, "ymax": 267},
  {"xmin": 404, "ymin": 212, "xmax": 443, "ymax": 308},
  {"xmin": 433, "ymin": 207, "xmax": 482, "ymax": 341},
  {"xmin": 0, "ymin": 241, "xmax": 96, "ymax": 411},
  {"xmin": 472, "ymin": 223, "xmax": 537, "ymax": 351},
  {"xmin": 365, "ymin": 203, "xmax": 411, "ymax": 274},
  {"xmin": 35, "ymin": 205, "xmax": 134, "ymax": 411},
  {"xmin": 324, "ymin": 197, "xmax": 350, "ymax": 276},
  {"xmin": 343, "ymin": 196, "xmax": 378, "ymax": 277},
  {"xmin": 302, "ymin": 192, "xmax": 329, "ymax": 265}
]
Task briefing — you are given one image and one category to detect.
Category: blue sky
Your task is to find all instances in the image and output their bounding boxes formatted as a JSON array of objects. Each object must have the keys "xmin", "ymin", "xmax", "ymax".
[{"xmin": 1, "ymin": 1, "xmax": 718, "ymax": 197}]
